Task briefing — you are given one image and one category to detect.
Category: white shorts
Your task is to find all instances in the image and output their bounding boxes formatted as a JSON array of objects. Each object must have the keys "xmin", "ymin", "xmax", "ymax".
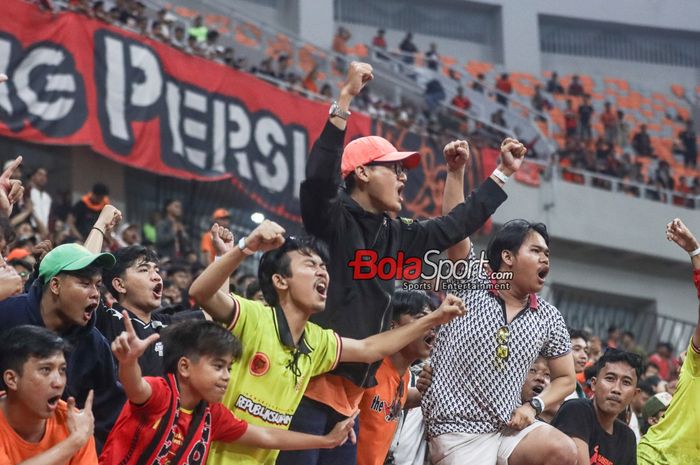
[{"xmin": 429, "ymin": 421, "xmax": 546, "ymax": 465}]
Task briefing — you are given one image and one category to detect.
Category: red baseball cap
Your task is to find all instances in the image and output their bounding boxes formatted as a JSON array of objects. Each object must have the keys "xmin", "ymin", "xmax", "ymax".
[
  {"xmin": 212, "ymin": 208, "xmax": 230, "ymax": 219},
  {"xmin": 341, "ymin": 136, "xmax": 420, "ymax": 178}
]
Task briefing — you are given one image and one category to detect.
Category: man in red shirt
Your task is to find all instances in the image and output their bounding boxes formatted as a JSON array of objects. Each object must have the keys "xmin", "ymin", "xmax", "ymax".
[
  {"xmin": 451, "ymin": 86, "xmax": 471, "ymax": 112},
  {"xmin": 647, "ymin": 342, "xmax": 678, "ymax": 381},
  {"xmin": 495, "ymin": 73, "xmax": 513, "ymax": 106}
]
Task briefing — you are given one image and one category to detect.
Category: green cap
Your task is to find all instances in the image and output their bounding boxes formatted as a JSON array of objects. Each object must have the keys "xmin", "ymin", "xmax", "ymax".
[
  {"xmin": 642, "ymin": 392, "xmax": 672, "ymax": 419},
  {"xmin": 38, "ymin": 244, "xmax": 116, "ymax": 283}
]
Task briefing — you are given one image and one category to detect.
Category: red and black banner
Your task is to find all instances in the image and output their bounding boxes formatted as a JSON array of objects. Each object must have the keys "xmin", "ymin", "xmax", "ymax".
[{"xmin": 0, "ymin": 1, "xmax": 524, "ymax": 224}]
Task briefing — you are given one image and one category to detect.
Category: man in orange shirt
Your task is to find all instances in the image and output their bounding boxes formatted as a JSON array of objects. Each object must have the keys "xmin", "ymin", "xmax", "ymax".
[
  {"xmin": 201, "ymin": 208, "xmax": 231, "ymax": 264},
  {"xmin": 0, "ymin": 325, "xmax": 97, "ymax": 464},
  {"xmin": 357, "ymin": 290, "xmax": 436, "ymax": 465}
]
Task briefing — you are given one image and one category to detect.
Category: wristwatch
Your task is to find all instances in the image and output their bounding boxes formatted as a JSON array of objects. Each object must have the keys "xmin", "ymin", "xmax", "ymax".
[
  {"xmin": 237, "ymin": 237, "xmax": 255, "ymax": 256},
  {"xmin": 529, "ymin": 396, "xmax": 545, "ymax": 416},
  {"xmin": 329, "ymin": 101, "xmax": 351, "ymax": 120}
]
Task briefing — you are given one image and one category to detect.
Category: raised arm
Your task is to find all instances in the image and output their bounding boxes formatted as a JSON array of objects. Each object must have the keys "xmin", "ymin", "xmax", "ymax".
[
  {"xmin": 0, "ymin": 156, "xmax": 24, "ymax": 217},
  {"xmin": 83, "ymin": 205, "xmax": 122, "ymax": 253},
  {"xmin": 300, "ymin": 62, "xmax": 373, "ymax": 238},
  {"xmin": 665, "ymin": 218, "xmax": 700, "ymax": 348},
  {"xmin": 236, "ymin": 412, "xmax": 357, "ymax": 450},
  {"xmin": 111, "ymin": 310, "xmax": 160, "ymax": 405},
  {"xmin": 340, "ymin": 295, "xmax": 466, "ymax": 363},
  {"xmin": 189, "ymin": 220, "xmax": 286, "ymax": 325},
  {"xmin": 441, "ymin": 138, "xmax": 526, "ymax": 262}
]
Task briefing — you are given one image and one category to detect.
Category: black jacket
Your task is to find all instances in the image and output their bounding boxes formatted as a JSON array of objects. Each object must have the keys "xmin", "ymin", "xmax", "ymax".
[{"xmin": 300, "ymin": 121, "xmax": 507, "ymax": 387}]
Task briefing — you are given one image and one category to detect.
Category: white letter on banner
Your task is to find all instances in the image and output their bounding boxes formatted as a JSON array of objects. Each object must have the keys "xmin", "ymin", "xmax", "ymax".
[
  {"xmin": 253, "ymin": 116, "xmax": 288, "ymax": 192},
  {"xmin": 183, "ymin": 89, "xmax": 207, "ymax": 169},
  {"xmin": 227, "ymin": 102, "xmax": 252, "ymax": 179},
  {"xmin": 127, "ymin": 44, "xmax": 162, "ymax": 108},
  {"xmin": 104, "ymin": 36, "xmax": 128, "ymax": 141},
  {"xmin": 14, "ymin": 47, "xmax": 76, "ymax": 121},
  {"xmin": 165, "ymin": 81, "xmax": 183, "ymax": 156},
  {"xmin": 292, "ymin": 129, "xmax": 306, "ymax": 199},
  {"xmin": 0, "ymin": 38, "xmax": 12, "ymax": 113}
]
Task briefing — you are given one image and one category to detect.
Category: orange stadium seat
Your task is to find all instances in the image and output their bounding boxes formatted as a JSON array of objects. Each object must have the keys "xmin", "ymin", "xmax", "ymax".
[
  {"xmin": 174, "ymin": 6, "xmax": 198, "ymax": 19},
  {"xmin": 671, "ymin": 84, "xmax": 686, "ymax": 99},
  {"xmin": 266, "ymin": 33, "xmax": 293, "ymax": 58},
  {"xmin": 235, "ymin": 22, "xmax": 262, "ymax": 49},
  {"xmin": 465, "ymin": 60, "xmax": 493, "ymax": 78},
  {"xmin": 347, "ymin": 43, "xmax": 368, "ymax": 57}
]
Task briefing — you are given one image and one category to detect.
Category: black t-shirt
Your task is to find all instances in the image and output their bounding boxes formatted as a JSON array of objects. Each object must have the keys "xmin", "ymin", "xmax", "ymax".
[
  {"xmin": 95, "ymin": 304, "xmax": 205, "ymax": 376},
  {"xmin": 578, "ymin": 105, "xmax": 594, "ymax": 124},
  {"xmin": 552, "ymin": 399, "xmax": 637, "ymax": 465}
]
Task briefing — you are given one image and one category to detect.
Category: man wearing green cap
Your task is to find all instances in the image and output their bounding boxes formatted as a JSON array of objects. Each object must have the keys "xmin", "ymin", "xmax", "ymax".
[{"xmin": 0, "ymin": 241, "xmax": 122, "ymax": 450}]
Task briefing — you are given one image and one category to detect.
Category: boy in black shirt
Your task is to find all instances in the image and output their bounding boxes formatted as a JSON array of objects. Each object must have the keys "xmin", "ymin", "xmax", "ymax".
[
  {"xmin": 552, "ymin": 349, "xmax": 640, "ymax": 465},
  {"xmin": 97, "ymin": 245, "xmax": 205, "ymax": 376}
]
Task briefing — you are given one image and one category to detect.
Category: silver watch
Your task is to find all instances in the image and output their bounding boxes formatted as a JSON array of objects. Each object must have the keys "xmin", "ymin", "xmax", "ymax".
[{"xmin": 329, "ymin": 101, "xmax": 351, "ymax": 120}]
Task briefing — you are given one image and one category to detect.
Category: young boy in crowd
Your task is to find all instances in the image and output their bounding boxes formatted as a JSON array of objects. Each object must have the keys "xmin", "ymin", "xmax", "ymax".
[
  {"xmin": 97, "ymin": 245, "xmax": 206, "ymax": 376},
  {"xmin": 552, "ymin": 349, "xmax": 641, "ymax": 465},
  {"xmin": 356, "ymin": 290, "xmax": 436, "ymax": 465},
  {"xmin": 99, "ymin": 316, "xmax": 357, "ymax": 465},
  {"xmin": 189, "ymin": 221, "xmax": 465, "ymax": 465},
  {"xmin": 0, "ymin": 325, "xmax": 97, "ymax": 464}
]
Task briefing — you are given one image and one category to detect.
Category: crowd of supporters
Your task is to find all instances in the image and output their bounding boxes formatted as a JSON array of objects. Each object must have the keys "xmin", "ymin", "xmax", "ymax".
[{"xmin": 1, "ymin": 3, "xmax": 699, "ymax": 465}]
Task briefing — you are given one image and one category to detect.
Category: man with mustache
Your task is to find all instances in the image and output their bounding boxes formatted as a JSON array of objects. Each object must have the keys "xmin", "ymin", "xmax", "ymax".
[{"xmin": 552, "ymin": 349, "xmax": 641, "ymax": 465}]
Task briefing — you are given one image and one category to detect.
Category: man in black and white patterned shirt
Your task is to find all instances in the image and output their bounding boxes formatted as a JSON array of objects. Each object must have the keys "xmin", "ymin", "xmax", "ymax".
[{"xmin": 421, "ymin": 139, "xmax": 578, "ymax": 465}]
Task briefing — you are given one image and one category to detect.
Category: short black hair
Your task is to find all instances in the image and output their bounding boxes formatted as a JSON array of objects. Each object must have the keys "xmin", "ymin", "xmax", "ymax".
[
  {"xmin": 103, "ymin": 246, "xmax": 160, "ymax": 298},
  {"xmin": 0, "ymin": 214, "xmax": 16, "ymax": 245},
  {"xmin": 391, "ymin": 290, "xmax": 435, "ymax": 321},
  {"xmin": 92, "ymin": 183, "xmax": 109, "ymax": 196},
  {"xmin": 596, "ymin": 348, "xmax": 643, "ymax": 381},
  {"xmin": 638, "ymin": 379, "xmax": 656, "ymax": 396},
  {"xmin": 258, "ymin": 236, "xmax": 329, "ymax": 306},
  {"xmin": 656, "ymin": 342, "xmax": 673, "ymax": 353},
  {"xmin": 245, "ymin": 280, "xmax": 261, "ymax": 300},
  {"xmin": 344, "ymin": 173, "xmax": 358, "ymax": 194},
  {"xmin": 486, "ymin": 220, "xmax": 549, "ymax": 272},
  {"xmin": 569, "ymin": 329, "xmax": 588, "ymax": 342},
  {"xmin": 0, "ymin": 326, "xmax": 69, "ymax": 389},
  {"xmin": 162, "ymin": 320, "xmax": 242, "ymax": 374},
  {"xmin": 42, "ymin": 264, "xmax": 103, "ymax": 290}
]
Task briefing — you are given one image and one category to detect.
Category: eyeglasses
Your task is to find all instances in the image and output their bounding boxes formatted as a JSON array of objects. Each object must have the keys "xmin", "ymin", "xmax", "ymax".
[
  {"xmin": 387, "ymin": 378, "xmax": 405, "ymax": 421},
  {"xmin": 367, "ymin": 161, "xmax": 406, "ymax": 177},
  {"xmin": 496, "ymin": 325, "xmax": 510, "ymax": 362}
]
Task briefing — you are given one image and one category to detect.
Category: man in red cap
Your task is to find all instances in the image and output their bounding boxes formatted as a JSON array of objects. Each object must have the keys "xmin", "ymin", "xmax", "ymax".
[
  {"xmin": 277, "ymin": 61, "xmax": 527, "ymax": 465},
  {"xmin": 201, "ymin": 208, "xmax": 231, "ymax": 264}
]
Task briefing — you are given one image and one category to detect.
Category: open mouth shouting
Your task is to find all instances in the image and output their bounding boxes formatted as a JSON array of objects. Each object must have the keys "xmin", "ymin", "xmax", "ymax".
[
  {"xmin": 83, "ymin": 302, "xmax": 98, "ymax": 322},
  {"xmin": 47, "ymin": 394, "xmax": 61, "ymax": 412},
  {"xmin": 537, "ymin": 266, "xmax": 549, "ymax": 284},
  {"xmin": 314, "ymin": 279, "xmax": 328, "ymax": 300},
  {"xmin": 152, "ymin": 282, "xmax": 163, "ymax": 300},
  {"xmin": 532, "ymin": 384, "xmax": 545, "ymax": 395},
  {"xmin": 423, "ymin": 331, "xmax": 436, "ymax": 350}
]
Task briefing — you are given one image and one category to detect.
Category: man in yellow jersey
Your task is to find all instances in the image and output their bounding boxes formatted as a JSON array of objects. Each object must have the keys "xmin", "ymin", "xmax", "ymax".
[
  {"xmin": 189, "ymin": 221, "xmax": 466, "ymax": 465},
  {"xmin": 637, "ymin": 218, "xmax": 700, "ymax": 465}
]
